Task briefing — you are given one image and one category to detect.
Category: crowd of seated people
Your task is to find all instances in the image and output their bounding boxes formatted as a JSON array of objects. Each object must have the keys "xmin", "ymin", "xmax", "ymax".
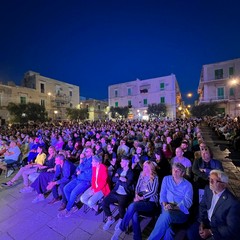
[
  {"xmin": 0, "ymin": 117, "xmax": 240, "ymax": 239},
  {"xmin": 206, "ymin": 115, "xmax": 240, "ymax": 151}
]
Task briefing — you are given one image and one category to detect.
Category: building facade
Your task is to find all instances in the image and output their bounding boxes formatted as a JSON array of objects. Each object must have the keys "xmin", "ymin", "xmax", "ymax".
[
  {"xmin": 108, "ymin": 74, "xmax": 182, "ymax": 120},
  {"xmin": 198, "ymin": 58, "xmax": 240, "ymax": 117},
  {"xmin": 0, "ymin": 71, "xmax": 80, "ymax": 122},
  {"xmin": 79, "ymin": 98, "xmax": 108, "ymax": 121}
]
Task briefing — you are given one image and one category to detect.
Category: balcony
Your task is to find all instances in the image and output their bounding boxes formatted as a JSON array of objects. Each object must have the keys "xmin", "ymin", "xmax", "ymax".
[
  {"xmin": 140, "ymin": 89, "xmax": 148, "ymax": 94},
  {"xmin": 199, "ymin": 96, "xmax": 230, "ymax": 103},
  {"xmin": 139, "ymin": 84, "xmax": 150, "ymax": 94},
  {"xmin": 51, "ymin": 94, "xmax": 71, "ymax": 106}
]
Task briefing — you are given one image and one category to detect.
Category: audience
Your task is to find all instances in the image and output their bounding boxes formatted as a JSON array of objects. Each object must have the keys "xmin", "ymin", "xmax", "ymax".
[{"xmin": 0, "ymin": 116, "xmax": 239, "ymax": 240}]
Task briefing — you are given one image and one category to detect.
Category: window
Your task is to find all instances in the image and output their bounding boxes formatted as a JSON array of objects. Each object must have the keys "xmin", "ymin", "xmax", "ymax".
[
  {"xmin": 143, "ymin": 99, "xmax": 148, "ymax": 105},
  {"xmin": 40, "ymin": 99, "xmax": 45, "ymax": 107},
  {"xmin": 229, "ymin": 67, "xmax": 234, "ymax": 76},
  {"xmin": 216, "ymin": 108, "xmax": 225, "ymax": 115},
  {"xmin": 69, "ymin": 90, "xmax": 73, "ymax": 97},
  {"xmin": 217, "ymin": 87, "xmax": 224, "ymax": 99},
  {"xmin": 160, "ymin": 82, "xmax": 165, "ymax": 90},
  {"xmin": 215, "ymin": 69, "xmax": 223, "ymax": 80},
  {"xmin": 56, "ymin": 85, "xmax": 62, "ymax": 95},
  {"xmin": 98, "ymin": 104, "xmax": 100, "ymax": 110},
  {"xmin": 128, "ymin": 100, "xmax": 131, "ymax": 107},
  {"xmin": 40, "ymin": 83, "xmax": 45, "ymax": 93},
  {"xmin": 115, "ymin": 102, "xmax": 118, "ymax": 107},
  {"xmin": 229, "ymin": 87, "xmax": 234, "ymax": 97},
  {"xmin": 20, "ymin": 96, "xmax": 26, "ymax": 104},
  {"xmin": 86, "ymin": 104, "xmax": 89, "ymax": 109},
  {"xmin": 140, "ymin": 89, "xmax": 148, "ymax": 93},
  {"xmin": 70, "ymin": 103, "xmax": 73, "ymax": 108},
  {"xmin": 127, "ymin": 88, "xmax": 132, "ymax": 96},
  {"xmin": 160, "ymin": 97, "xmax": 165, "ymax": 103},
  {"xmin": 0, "ymin": 94, "xmax": 2, "ymax": 106},
  {"xmin": 114, "ymin": 90, "xmax": 118, "ymax": 97}
]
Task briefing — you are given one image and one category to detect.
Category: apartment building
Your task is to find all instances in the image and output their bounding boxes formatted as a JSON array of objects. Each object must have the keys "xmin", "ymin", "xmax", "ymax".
[
  {"xmin": 79, "ymin": 98, "xmax": 108, "ymax": 121},
  {"xmin": 108, "ymin": 74, "xmax": 182, "ymax": 120},
  {"xmin": 0, "ymin": 71, "xmax": 80, "ymax": 122},
  {"xmin": 198, "ymin": 58, "xmax": 240, "ymax": 117}
]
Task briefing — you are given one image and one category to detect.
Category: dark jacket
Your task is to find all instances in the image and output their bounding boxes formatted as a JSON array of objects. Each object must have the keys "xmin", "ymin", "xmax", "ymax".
[
  {"xmin": 112, "ymin": 167, "xmax": 134, "ymax": 195},
  {"xmin": 199, "ymin": 186, "xmax": 240, "ymax": 240},
  {"xmin": 54, "ymin": 160, "xmax": 76, "ymax": 185},
  {"xmin": 193, "ymin": 158, "xmax": 223, "ymax": 187}
]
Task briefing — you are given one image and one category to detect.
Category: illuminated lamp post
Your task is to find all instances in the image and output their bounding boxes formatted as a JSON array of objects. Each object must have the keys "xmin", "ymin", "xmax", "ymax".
[{"xmin": 54, "ymin": 110, "xmax": 58, "ymax": 120}]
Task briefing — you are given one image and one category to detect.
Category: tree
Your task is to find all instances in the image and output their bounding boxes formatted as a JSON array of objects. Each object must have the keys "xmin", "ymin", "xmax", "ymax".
[
  {"xmin": 7, "ymin": 102, "xmax": 48, "ymax": 123},
  {"xmin": 191, "ymin": 103, "xmax": 218, "ymax": 118},
  {"xmin": 66, "ymin": 108, "xmax": 89, "ymax": 121},
  {"xmin": 110, "ymin": 106, "xmax": 129, "ymax": 119},
  {"xmin": 147, "ymin": 103, "xmax": 167, "ymax": 119}
]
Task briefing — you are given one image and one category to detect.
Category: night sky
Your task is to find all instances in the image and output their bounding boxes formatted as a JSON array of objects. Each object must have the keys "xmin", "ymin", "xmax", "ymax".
[{"xmin": 1, "ymin": 0, "xmax": 240, "ymax": 104}]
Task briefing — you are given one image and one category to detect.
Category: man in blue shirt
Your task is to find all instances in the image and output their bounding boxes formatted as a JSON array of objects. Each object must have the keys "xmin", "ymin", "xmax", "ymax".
[
  {"xmin": 58, "ymin": 147, "xmax": 93, "ymax": 218},
  {"xmin": 148, "ymin": 163, "xmax": 193, "ymax": 240},
  {"xmin": 0, "ymin": 140, "xmax": 21, "ymax": 176}
]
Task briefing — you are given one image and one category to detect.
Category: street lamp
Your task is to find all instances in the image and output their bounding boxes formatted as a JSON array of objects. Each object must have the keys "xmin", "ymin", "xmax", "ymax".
[
  {"xmin": 187, "ymin": 93, "xmax": 193, "ymax": 98},
  {"xmin": 54, "ymin": 110, "xmax": 58, "ymax": 120},
  {"xmin": 230, "ymin": 79, "xmax": 239, "ymax": 85}
]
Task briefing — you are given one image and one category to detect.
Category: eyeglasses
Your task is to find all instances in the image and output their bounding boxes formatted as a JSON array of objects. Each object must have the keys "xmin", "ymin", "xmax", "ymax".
[{"xmin": 209, "ymin": 177, "xmax": 225, "ymax": 184}]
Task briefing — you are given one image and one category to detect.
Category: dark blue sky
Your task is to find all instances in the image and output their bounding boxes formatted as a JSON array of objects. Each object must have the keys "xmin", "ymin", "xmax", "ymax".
[{"xmin": 1, "ymin": 0, "xmax": 240, "ymax": 104}]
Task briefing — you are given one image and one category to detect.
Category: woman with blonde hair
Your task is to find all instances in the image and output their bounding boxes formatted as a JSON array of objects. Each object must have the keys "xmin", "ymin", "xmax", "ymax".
[
  {"xmin": 111, "ymin": 160, "xmax": 159, "ymax": 240},
  {"xmin": 29, "ymin": 146, "xmax": 57, "ymax": 183}
]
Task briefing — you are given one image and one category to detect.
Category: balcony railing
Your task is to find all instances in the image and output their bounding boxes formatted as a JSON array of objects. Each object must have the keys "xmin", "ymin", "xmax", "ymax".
[
  {"xmin": 198, "ymin": 95, "xmax": 240, "ymax": 103},
  {"xmin": 51, "ymin": 94, "xmax": 71, "ymax": 105}
]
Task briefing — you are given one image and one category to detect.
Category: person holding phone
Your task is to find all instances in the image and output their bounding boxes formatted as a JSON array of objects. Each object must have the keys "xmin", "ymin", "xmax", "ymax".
[
  {"xmin": 148, "ymin": 163, "xmax": 193, "ymax": 240},
  {"xmin": 111, "ymin": 160, "xmax": 159, "ymax": 240}
]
